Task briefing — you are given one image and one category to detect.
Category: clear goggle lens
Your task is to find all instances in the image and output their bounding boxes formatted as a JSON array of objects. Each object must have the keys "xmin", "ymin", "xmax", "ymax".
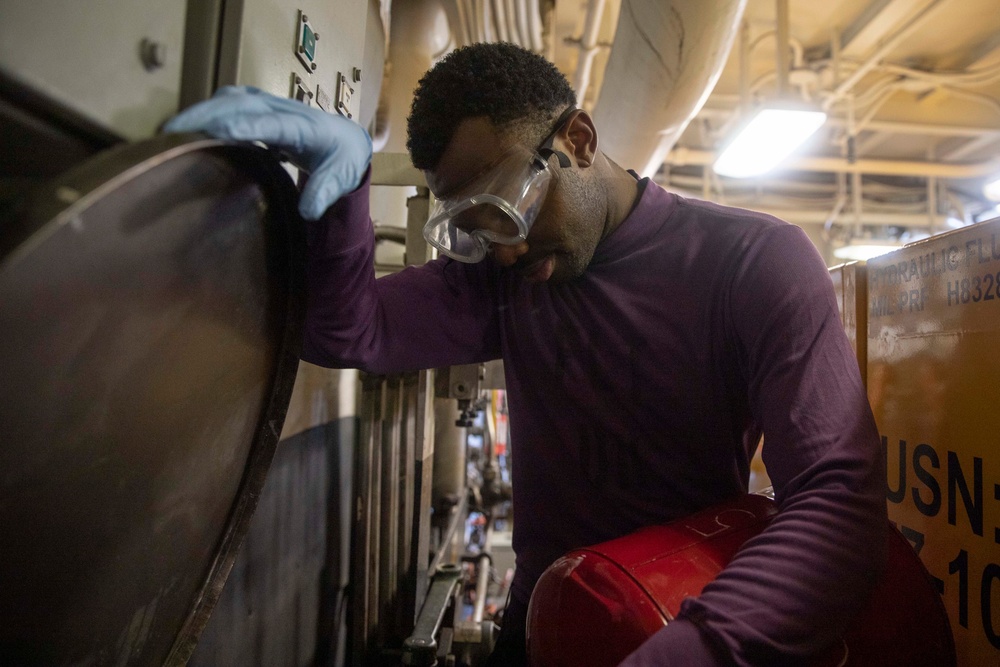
[{"xmin": 423, "ymin": 150, "xmax": 553, "ymax": 263}]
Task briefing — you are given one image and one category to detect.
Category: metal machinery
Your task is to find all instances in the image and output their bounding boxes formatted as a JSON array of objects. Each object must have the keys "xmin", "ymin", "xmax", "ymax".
[
  {"xmin": 1, "ymin": 2, "xmax": 513, "ymax": 665},
  {"xmin": 2, "ymin": 1, "xmax": 999, "ymax": 666},
  {"xmin": 0, "ymin": 134, "xmax": 306, "ymax": 665},
  {"xmin": 351, "ymin": 361, "xmax": 513, "ymax": 666}
]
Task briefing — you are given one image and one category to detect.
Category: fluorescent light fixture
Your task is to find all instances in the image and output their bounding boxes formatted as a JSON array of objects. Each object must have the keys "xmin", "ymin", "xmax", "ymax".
[
  {"xmin": 833, "ymin": 240, "xmax": 902, "ymax": 261},
  {"xmin": 714, "ymin": 107, "xmax": 827, "ymax": 178},
  {"xmin": 984, "ymin": 175, "xmax": 1000, "ymax": 201}
]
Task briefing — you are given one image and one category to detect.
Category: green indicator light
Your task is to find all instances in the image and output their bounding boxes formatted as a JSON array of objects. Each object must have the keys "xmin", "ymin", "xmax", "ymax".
[{"xmin": 302, "ymin": 24, "xmax": 316, "ymax": 61}]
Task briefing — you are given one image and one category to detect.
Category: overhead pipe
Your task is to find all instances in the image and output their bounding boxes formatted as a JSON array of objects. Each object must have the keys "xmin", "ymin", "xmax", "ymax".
[
  {"xmin": 700, "ymin": 95, "xmax": 1000, "ymax": 138},
  {"xmin": 571, "ymin": 0, "xmax": 609, "ymax": 108},
  {"xmin": 944, "ymin": 190, "xmax": 970, "ymax": 226},
  {"xmin": 775, "ymin": 0, "xmax": 790, "ymax": 97},
  {"xmin": 822, "ymin": 0, "xmax": 947, "ymax": 111},
  {"xmin": 506, "ymin": 0, "xmax": 524, "ymax": 45},
  {"xmin": 667, "ymin": 146, "xmax": 1000, "ymax": 179},
  {"xmin": 943, "ymin": 133, "xmax": 1000, "ymax": 161},
  {"xmin": 847, "ymin": 95, "xmax": 861, "ymax": 233},
  {"xmin": 749, "ymin": 31, "xmax": 805, "ymax": 69},
  {"xmin": 491, "ymin": 0, "xmax": 510, "ymax": 42},
  {"xmin": 443, "ymin": 0, "xmax": 471, "ymax": 46},
  {"xmin": 513, "ymin": 0, "xmax": 531, "ymax": 50},
  {"xmin": 525, "ymin": 0, "xmax": 544, "ymax": 53},
  {"xmin": 820, "ymin": 166, "xmax": 849, "ymax": 242},
  {"xmin": 826, "ymin": 116, "xmax": 1000, "ymax": 139},
  {"xmin": 747, "ymin": 209, "xmax": 953, "ymax": 228},
  {"xmin": 739, "ymin": 20, "xmax": 751, "ymax": 114},
  {"xmin": 478, "ymin": 0, "xmax": 496, "ymax": 42},
  {"xmin": 656, "ymin": 188, "xmax": 958, "ymax": 228},
  {"xmin": 666, "ymin": 171, "xmax": 948, "ymax": 199},
  {"xmin": 825, "ymin": 187, "xmax": 848, "ymax": 229},
  {"xmin": 382, "ymin": 0, "xmax": 452, "ymax": 153},
  {"xmin": 830, "ymin": 25, "xmax": 841, "ymax": 91},
  {"xmin": 380, "ymin": 0, "xmax": 553, "ymax": 157},
  {"xmin": 592, "ymin": 0, "xmax": 748, "ymax": 177}
]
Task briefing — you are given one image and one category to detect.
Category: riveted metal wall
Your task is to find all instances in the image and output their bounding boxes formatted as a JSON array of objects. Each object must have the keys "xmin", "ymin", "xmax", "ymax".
[{"xmin": 868, "ymin": 219, "xmax": 1000, "ymax": 663}]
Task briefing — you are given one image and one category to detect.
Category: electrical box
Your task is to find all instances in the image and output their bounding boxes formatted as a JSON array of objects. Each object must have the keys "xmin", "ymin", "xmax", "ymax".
[
  {"xmin": 0, "ymin": 0, "xmax": 185, "ymax": 139},
  {"xmin": 867, "ymin": 218, "xmax": 1000, "ymax": 663},
  {"xmin": 217, "ymin": 0, "xmax": 373, "ymax": 124}
]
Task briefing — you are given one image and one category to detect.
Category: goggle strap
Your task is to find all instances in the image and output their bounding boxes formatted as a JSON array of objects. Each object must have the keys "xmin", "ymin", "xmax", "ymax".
[
  {"xmin": 537, "ymin": 148, "xmax": 571, "ymax": 168},
  {"xmin": 536, "ymin": 107, "xmax": 580, "ymax": 169}
]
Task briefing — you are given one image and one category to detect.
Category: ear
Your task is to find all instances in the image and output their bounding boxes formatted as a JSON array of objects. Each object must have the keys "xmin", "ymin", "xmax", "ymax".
[{"xmin": 562, "ymin": 110, "xmax": 598, "ymax": 168}]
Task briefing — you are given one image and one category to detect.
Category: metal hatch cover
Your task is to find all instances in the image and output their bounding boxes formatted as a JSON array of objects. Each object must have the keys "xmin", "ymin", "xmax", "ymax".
[{"xmin": 0, "ymin": 134, "xmax": 305, "ymax": 666}]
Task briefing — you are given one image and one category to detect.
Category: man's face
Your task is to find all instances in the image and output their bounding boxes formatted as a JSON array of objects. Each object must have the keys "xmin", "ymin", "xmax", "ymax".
[{"xmin": 425, "ymin": 116, "xmax": 605, "ymax": 283}]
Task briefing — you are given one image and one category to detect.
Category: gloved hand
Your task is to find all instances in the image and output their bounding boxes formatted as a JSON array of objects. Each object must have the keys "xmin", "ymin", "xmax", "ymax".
[{"xmin": 163, "ymin": 86, "xmax": 372, "ymax": 220}]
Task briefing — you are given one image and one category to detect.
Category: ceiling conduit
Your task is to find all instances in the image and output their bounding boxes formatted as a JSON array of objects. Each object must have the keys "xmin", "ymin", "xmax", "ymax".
[{"xmin": 592, "ymin": 0, "xmax": 748, "ymax": 177}]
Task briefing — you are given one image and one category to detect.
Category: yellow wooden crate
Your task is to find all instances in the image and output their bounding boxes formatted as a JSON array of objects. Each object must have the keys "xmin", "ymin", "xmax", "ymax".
[{"xmin": 867, "ymin": 219, "xmax": 1000, "ymax": 662}]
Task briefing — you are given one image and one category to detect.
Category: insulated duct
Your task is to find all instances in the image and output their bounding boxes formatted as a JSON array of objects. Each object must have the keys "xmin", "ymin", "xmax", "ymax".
[
  {"xmin": 592, "ymin": 0, "xmax": 747, "ymax": 177},
  {"xmin": 382, "ymin": 0, "xmax": 451, "ymax": 153}
]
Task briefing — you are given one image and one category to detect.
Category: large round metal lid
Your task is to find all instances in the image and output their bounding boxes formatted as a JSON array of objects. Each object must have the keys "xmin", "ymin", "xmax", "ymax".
[{"xmin": 0, "ymin": 135, "xmax": 305, "ymax": 665}]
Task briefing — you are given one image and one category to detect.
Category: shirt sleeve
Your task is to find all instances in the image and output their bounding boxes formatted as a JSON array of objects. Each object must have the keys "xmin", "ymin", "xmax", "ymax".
[
  {"xmin": 300, "ymin": 171, "xmax": 503, "ymax": 373},
  {"xmin": 620, "ymin": 224, "xmax": 886, "ymax": 665}
]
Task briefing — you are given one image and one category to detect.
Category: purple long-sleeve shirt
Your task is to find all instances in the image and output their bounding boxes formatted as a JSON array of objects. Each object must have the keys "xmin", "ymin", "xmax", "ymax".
[{"xmin": 302, "ymin": 172, "xmax": 886, "ymax": 665}]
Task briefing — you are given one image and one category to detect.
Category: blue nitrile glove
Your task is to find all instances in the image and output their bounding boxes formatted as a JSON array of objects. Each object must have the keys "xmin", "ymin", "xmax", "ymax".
[{"xmin": 163, "ymin": 86, "xmax": 372, "ymax": 220}]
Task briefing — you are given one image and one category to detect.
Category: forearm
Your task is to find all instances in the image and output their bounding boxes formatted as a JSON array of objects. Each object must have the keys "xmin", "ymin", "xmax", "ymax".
[
  {"xmin": 621, "ymin": 433, "xmax": 885, "ymax": 666},
  {"xmin": 301, "ymin": 171, "xmax": 503, "ymax": 372},
  {"xmin": 300, "ymin": 168, "xmax": 382, "ymax": 369},
  {"xmin": 620, "ymin": 466, "xmax": 884, "ymax": 665}
]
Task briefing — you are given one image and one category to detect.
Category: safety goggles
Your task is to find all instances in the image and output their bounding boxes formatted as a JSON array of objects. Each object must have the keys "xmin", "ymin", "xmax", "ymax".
[{"xmin": 422, "ymin": 108, "xmax": 576, "ymax": 263}]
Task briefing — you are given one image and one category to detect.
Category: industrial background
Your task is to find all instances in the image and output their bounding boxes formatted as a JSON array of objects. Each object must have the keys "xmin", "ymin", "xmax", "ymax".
[{"xmin": 1, "ymin": 0, "xmax": 999, "ymax": 665}]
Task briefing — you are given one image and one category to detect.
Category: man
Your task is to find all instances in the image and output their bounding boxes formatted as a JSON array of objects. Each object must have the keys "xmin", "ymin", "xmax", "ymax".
[{"xmin": 167, "ymin": 43, "xmax": 885, "ymax": 665}]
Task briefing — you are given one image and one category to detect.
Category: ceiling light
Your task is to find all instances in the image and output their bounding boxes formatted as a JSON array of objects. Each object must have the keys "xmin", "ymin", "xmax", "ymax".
[
  {"xmin": 833, "ymin": 240, "xmax": 902, "ymax": 261},
  {"xmin": 984, "ymin": 175, "xmax": 1000, "ymax": 201},
  {"xmin": 713, "ymin": 106, "xmax": 827, "ymax": 179}
]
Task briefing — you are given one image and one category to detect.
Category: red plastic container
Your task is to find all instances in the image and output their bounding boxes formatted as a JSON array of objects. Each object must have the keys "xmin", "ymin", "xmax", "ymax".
[{"xmin": 527, "ymin": 494, "xmax": 954, "ymax": 666}]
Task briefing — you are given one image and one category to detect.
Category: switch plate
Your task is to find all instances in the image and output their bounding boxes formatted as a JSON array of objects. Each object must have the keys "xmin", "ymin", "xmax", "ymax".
[
  {"xmin": 295, "ymin": 10, "xmax": 318, "ymax": 73},
  {"xmin": 335, "ymin": 72, "xmax": 354, "ymax": 118},
  {"xmin": 290, "ymin": 73, "xmax": 313, "ymax": 105}
]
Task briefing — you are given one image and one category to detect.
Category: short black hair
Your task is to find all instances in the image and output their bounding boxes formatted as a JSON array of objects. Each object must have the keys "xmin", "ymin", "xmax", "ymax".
[{"xmin": 406, "ymin": 42, "xmax": 577, "ymax": 170}]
